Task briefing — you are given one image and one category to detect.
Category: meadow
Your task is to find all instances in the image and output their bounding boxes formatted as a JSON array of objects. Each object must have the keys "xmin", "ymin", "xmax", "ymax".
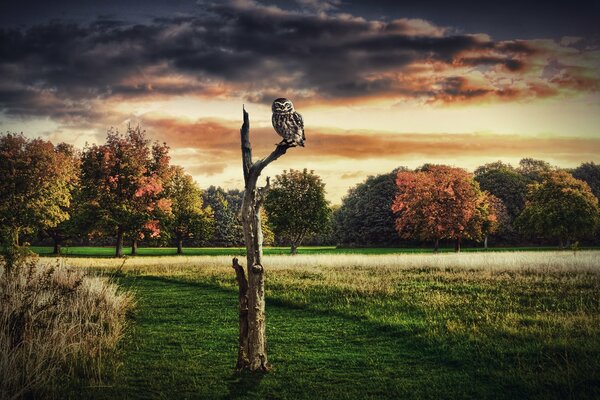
[{"xmin": 47, "ymin": 251, "xmax": 600, "ymax": 399}]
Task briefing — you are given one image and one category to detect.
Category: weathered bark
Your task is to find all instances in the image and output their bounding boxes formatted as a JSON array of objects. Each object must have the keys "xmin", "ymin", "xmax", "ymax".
[
  {"xmin": 234, "ymin": 106, "xmax": 293, "ymax": 372},
  {"xmin": 232, "ymin": 257, "xmax": 249, "ymax": 369},
  {"xmin": 131, "ymin": 238, "xmax": 138, "ymax": 256},
  {"xmin": 434, "ymin": 238, "xmax": 439, "ymax": 253},
  {"xmin": 115, "ymin": 225, "xmax": 124, "ymax": 258}
]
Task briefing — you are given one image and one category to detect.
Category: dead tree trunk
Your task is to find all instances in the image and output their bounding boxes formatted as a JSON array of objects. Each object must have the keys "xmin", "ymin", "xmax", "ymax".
[{"xmin": 232, "ymin": 107, "xmax": 294, "ymax": 372}]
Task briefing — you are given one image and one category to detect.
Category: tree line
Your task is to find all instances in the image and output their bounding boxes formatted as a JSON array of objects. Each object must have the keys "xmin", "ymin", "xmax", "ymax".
[
  {"xmin": 0, "ymin": 128, "xmax": 328, "ymax": 256},
  {"xmin": 1, "ymin": 128, "xmax": 599, "ymax": 255},
  {"xmin": 335, "ymin": 159, "xmax": 600, "ymax": 250}
]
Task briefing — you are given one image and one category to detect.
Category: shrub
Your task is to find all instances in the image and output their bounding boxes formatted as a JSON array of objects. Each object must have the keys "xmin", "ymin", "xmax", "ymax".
[{"xmin": 0, "ymin": 254, "xmax": 133, "ymax": 398}]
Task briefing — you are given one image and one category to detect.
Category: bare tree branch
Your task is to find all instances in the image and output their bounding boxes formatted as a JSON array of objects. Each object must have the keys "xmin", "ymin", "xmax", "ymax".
[{"xmin": 240, "ymin": 106, "xmax": 252, "ymax": 184}]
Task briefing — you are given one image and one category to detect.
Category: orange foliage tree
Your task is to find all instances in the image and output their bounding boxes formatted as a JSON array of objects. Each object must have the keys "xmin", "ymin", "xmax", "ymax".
[
  {"xmin": 391, "ymin": 165, "xmax": 492, "ymax": 252},
  {"xmin": 80, "ymin": 126, "xmax": 173, "ymax": 257}
]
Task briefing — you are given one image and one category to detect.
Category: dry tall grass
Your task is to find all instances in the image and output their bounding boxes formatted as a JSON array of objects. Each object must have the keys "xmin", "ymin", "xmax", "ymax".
[
  {"xmin": 58, "ymin": 250, "xmax": 600, "ymax": 275},
  {"xmin": 0, "ymin": 256, "xmax": 133, "ymax": 400}
]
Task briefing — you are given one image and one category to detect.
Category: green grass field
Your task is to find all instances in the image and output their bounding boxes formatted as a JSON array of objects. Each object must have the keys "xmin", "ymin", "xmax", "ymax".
[
  {"xmin": 30, "ymin": 245, "xmax": 594, "ymax": 258},
  {"xmin": 56, "ymin": 252, "xmax": 600, "ymax": 399}
]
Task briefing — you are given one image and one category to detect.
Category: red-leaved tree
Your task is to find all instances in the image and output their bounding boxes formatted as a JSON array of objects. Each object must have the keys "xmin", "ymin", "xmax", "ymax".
[
  {"xmin": 81, "ymin": 125, "xmax": 172, "ymax": 257},
  {"xmin": 391, "ymin": 165, "xmax": 491, "ymax": 252}
]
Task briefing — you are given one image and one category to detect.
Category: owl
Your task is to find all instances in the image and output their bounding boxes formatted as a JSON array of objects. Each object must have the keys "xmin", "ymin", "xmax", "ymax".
[{"xmin": 271, "ymin": 98, "xmax": 305, "ymax": 147}]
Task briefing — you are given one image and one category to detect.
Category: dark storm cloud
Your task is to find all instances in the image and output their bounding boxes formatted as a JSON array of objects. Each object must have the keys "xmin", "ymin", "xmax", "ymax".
[
  {"xmin": 457, "ymin": 57, "xmax": 525, "ymax": 72},
  {"xmin": 0, "ymin": 0, "xmax": 595, "ymax": 120}
]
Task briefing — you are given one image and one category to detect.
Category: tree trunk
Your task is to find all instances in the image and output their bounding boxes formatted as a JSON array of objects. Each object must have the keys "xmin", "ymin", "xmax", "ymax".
[
  {"xmin": 434, "ymin": 238, "xmax": 439, "ymax": 253},
  {"xmin": 454, "ymin": 237, "xmax": 461, "ymax": 253},
  {"xmin": 177, "ymin": 235, "xmax": 183, "ymax": 255},
  {"xmin": 233, "ymin": 107, "xmax": 293, "ymax": 372},
  {"xmin": 53, "ymin": 237, "xmax": 61, "ymax": 255},
  {"xmin": 290, "ymin": 242, "xmax": 298, "ymax": 255},
  {"xmin": 131, "ymin": 238, "xmax": 138, "ymax": 256},
  {"xmin": 116, "ymin": 225, "xmax": 124, "ymax": 258},
  {"xmin": 484, "ymin": 235, "xmax": 488, "ymax": 249}
]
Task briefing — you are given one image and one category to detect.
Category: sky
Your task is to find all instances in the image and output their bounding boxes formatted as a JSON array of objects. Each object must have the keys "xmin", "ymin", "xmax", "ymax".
[{"xmin": 0, "ymin": 0, "xmax": 599, "ymax": 203}]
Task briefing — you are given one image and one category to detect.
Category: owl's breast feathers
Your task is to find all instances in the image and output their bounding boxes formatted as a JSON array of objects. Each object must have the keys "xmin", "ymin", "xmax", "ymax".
[{"xmin": 271, "ymin": 110, "xmax": 305, "ymax": 147}]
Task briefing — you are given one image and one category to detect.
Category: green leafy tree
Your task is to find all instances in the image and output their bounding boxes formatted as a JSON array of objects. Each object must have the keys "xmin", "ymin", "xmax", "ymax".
[
  {"xmin": 515, "ymin": 171, "xmax": 600, "ymax": 247},
  {"xmin": 80, "ymin": 125, "xmax": 172, "ymax": 257},
  {"xmin": 518, "ymin": 158, "xmax": 553, "ymax": 182},
  {"xmin": 265, "ymin": 169, "xmax": 331, "ymax": 254},
  {"xmin": 203, "ymin": 186, "xmax": 244, "ymax": 247},
  {"xmin": 0, "ymin": 134, "xmax": 78, "ymax": 249},
  {"xmin": 43, "ymin": 144, "xmax": 83, "ymax": 254},
  {"xmin": 334, "ymin": 169, "xmax": 405, "ymax": 247},
  {"xmin": 163, "ymin": 167, "xmax": 214, "ymax": 254},
  {"xmin": 572, "ymin": 162, "xmax": 600, "ymax": 201},
  {"xmin": 474, "ymin": 161, "xmax": 529, "ymax": 220}
]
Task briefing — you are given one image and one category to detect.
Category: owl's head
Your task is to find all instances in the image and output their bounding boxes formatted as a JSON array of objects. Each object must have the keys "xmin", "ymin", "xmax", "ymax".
[{"xmin": 272, "ymin": 98, "xmax": 294, "ymax": 114}]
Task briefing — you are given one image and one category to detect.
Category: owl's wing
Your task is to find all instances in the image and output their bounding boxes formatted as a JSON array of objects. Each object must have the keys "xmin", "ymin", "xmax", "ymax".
[
  {"xmin": 293, "ymin": 112, "xmax": 305, "ymax": 140},
  {"xmin": 272, "ymin": 114, "xmax": 285, "ymax": 138}
]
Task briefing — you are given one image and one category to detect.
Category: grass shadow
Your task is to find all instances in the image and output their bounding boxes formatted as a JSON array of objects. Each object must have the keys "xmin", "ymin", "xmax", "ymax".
[{"xmin": 225, "ymin": 370, "xmax": 266, "ymax": 400}]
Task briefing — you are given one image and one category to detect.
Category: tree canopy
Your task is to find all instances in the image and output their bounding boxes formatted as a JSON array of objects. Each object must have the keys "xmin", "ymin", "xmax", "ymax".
[
  {"xmin": 474, "ymin": 161, "xmax": 529, "ymax": 220},
  {"xmin": 392, "ymin": 165, "xmax": 491, "ymax": 252},
  {"xmin": 80, "ymin": 126, "xmax": 173, "ymax": 257},
  {"xmin": 0, "ymin": 133, "xmax": 79, "ymax": 246},
  {"xmin": 163, "ymin": 166, "xmax": 214, "ymax": 254},
  {"xmin": 572, "ymin": 162, "xmax": 600, "ymax": 201},
  {"xmin": 334, "ymin": 169, "xmax": 404, "ymax": 247},
  {"xmin": 203, "ymin": 186, "xmax": 244, "ymax": 247},
  {"xmin": 515, "ymin": 170, "xmax": 600, "ymax": 246},
  {"xmin": 517, "ymin": 158, "xmax": 554, "ymax": 182},
  {"xmin": 264, "ymin": 169, "xmax": 331, "ymax": 254}
]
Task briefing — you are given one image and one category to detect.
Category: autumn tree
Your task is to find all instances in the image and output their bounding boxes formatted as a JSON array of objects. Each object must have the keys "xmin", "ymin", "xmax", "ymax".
[
  {"xmin": 334, "ymin": 169, "xmax": 404, "ymax": 246},
  {"xmin": 163, "ymin": 166, "xmax": 214, "ymax": 254},
  {"xmin": 392, "ymin": 165, "xmax": 490, "ymax": 252},
  {"xmin": 482, "ymin": 194, "xmax": 510, "ymax": 249},
  {"xmin": 515, "ymin": 171, "xmax": 600, "ymax": 247},
  {"xmin": 0, "ymin": 134, "xmax": 79, "ymax": 250},
  {"xmin": 264, "ymin": 169, "xmax": 331, "ymax": 255},
  {"xmin": 80, "ymin": 126, "xmax": 172, "ymax": 257},
  {"xmin": 572, "ymin": 162, "xmax": 600, "ymax": 201}
]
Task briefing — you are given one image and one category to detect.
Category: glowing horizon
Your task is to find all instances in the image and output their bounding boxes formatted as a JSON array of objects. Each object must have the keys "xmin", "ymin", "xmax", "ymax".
[{"xmin": 0, "ymin": 0, "xmax": 598, "ymax": 203}]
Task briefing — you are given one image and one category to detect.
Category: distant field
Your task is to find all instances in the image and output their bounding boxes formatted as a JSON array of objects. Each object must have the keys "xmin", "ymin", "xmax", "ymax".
[
  {"xmin": 47, "ymin": 251, "xmax": 600, "ymax": 399},
  {"xmin": 29, "ymin": 245, "xmax": 595, "ymax": 257}
]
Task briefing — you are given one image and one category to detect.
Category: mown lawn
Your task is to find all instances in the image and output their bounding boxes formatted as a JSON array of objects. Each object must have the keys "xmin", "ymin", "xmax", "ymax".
[
  {"xmin": 30, "ymin": 245, "xmax": 593, "ymax": 258},
  {"xmin": 65, "ymin": 252, "xmax": 600, "ymax": 399}
]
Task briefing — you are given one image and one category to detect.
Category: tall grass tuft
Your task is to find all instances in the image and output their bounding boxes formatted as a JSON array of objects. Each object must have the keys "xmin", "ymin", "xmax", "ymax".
[{"xmin": 0, "ymin": 255, "xmax": 133, "ymax": 399}]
